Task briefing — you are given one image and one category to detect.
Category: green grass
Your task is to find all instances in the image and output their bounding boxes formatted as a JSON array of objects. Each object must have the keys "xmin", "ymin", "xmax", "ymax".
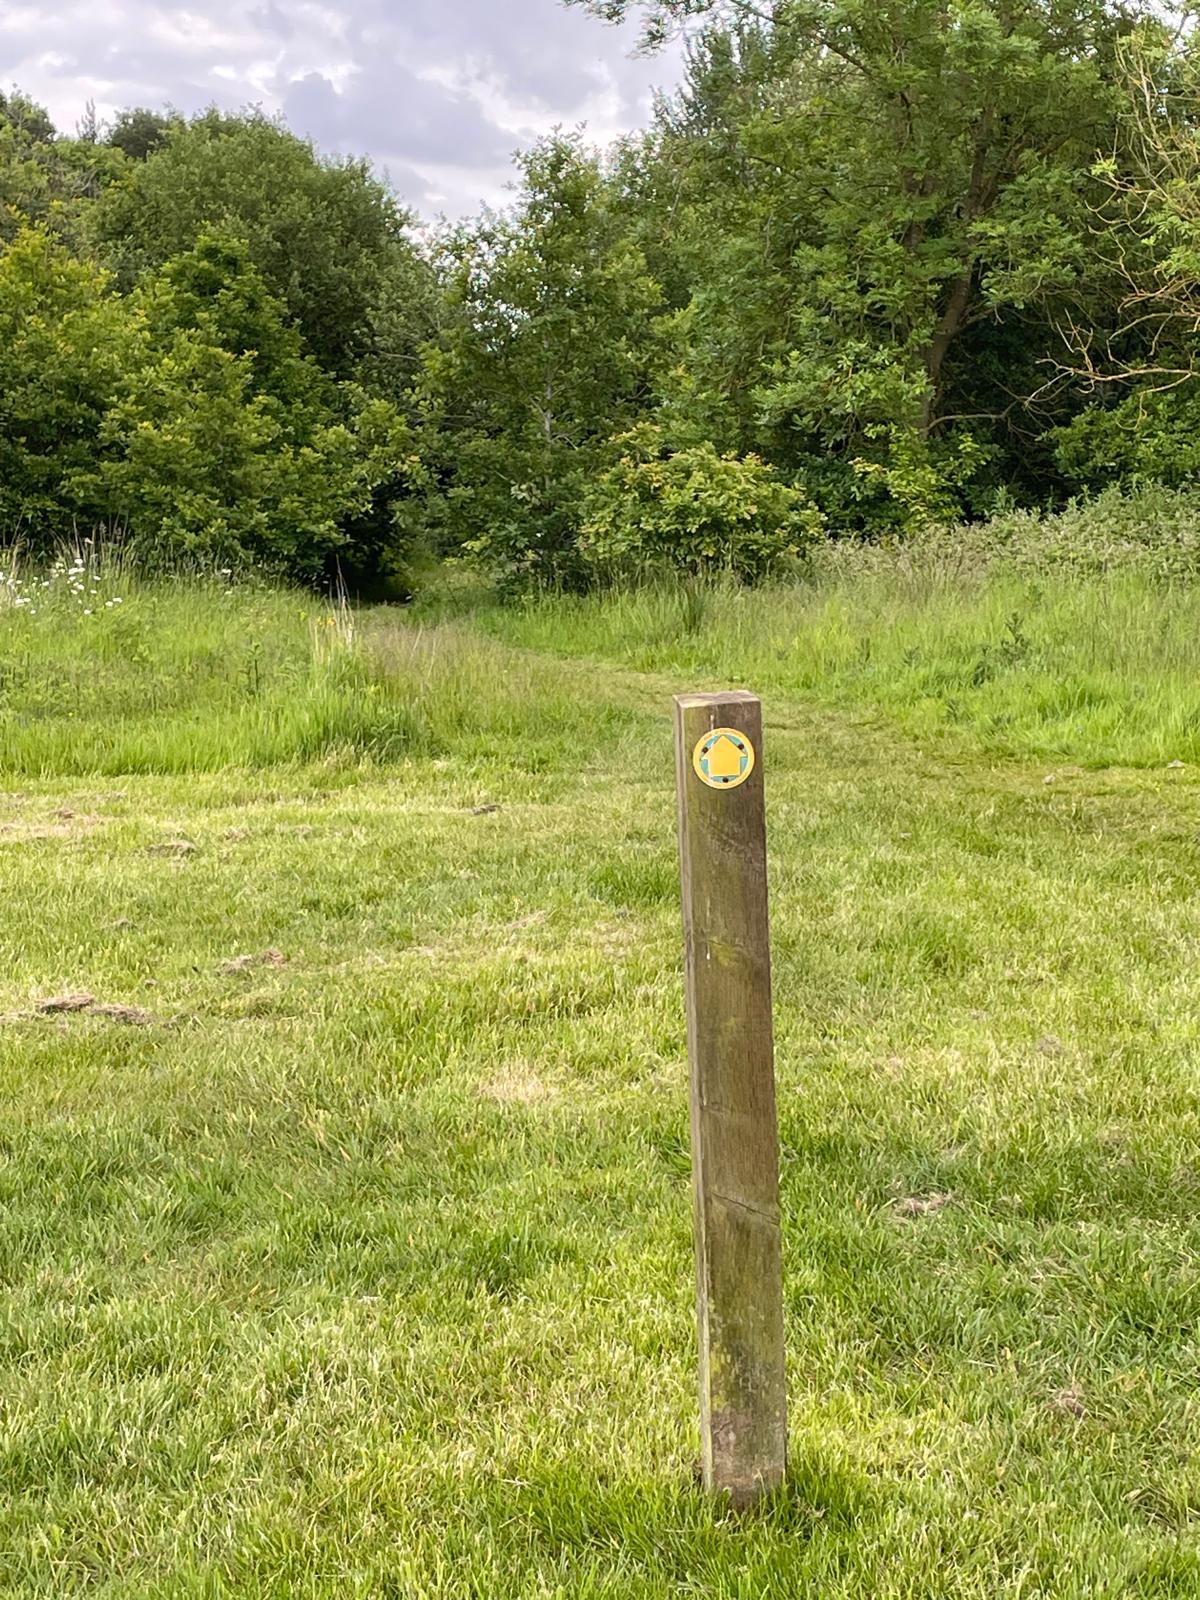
[
  {"xmin": 4, "ymin": 564, "xmax": 1200, "ymax": 1594},
  {"xmin": 0, "ymin": 558, "xmax": 638, "ymax": 779},
  {"xmin": 463, "ymin": 564, "xmax": 1200, "ymax": 769}
]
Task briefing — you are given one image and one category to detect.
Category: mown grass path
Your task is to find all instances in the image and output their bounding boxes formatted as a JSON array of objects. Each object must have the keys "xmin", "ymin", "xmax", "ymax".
[{"xmin": 2, "ymin": 623, "xmax": 1200, "ymax": 1597}]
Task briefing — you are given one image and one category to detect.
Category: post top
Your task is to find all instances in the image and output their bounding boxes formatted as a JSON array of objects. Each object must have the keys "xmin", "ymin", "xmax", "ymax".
[{"xmin": 674, "ymin": 689, "xmax": 760, "ymax": 710}]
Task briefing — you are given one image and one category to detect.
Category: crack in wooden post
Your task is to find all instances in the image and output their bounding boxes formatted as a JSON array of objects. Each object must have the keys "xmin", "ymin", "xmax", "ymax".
[{"xmin": 674, "ymin": 690, "xmax": 787, "ymax": 1510}]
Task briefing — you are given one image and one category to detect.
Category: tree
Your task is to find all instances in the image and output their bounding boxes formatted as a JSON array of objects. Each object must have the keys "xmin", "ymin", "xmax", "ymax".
[
  {"xmin": 417, "ymin": 136, "xmax": 665, "ymax": 582},
  {"xmin": 88, "ymin": 110, "xmax": 419, "ymax": 377},
  {"xmin": 0, "ymin": 228, "xmax": 133, "ymax": 538},
  {"xmin": 0, "ymin": 89, "xmax": 125, "ymax": 246},
  {"xmin": 0, "ymin": 225, "xmax": 415, "ymax": 580},
  {"xmin": 569, "ymin": 0, "xmax": 1157, "ymax": 526},
  {"xmin": 99, "ymin": 236, "xmax": 417, "ymax": 580},
  {"xmin": 1049, "ymin": 18, "xmax": 1200, "ymax": 489},
  {"xmin": 137, "ymin": 228, "xmax": 331, "ymax": 411},
  {"xmin": 106, "ymin": 108, "xmax": 175, "ymax": 161},
  {"xmin": 569, "ymin": 0, "xmax": 759, "ymax": 48},
  {"xmin": 0, "ymin": 90, "xmax": 55, "ymax": 145},
  {"xmin": 84, "ymin": 336, "xmax": 411, "ymax": 580}
]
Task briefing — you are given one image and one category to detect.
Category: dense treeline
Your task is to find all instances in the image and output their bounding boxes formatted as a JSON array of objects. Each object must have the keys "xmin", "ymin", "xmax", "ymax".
[{"xmin": 5, "ymin": 1, "xmax": 1200, "ymax": 588}]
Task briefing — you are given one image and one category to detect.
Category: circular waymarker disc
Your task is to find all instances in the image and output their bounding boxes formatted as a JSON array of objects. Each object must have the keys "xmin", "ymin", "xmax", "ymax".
[{"xmin": 693, "ymin": 727, "xmax": 756, "ymax": 791}]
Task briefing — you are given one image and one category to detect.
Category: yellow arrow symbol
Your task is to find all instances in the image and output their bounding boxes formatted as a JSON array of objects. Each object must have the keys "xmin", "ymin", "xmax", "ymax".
[
  {"xmin": 694, "ymin": 727, "xmax": 755, "ymax": 790},
  {"xmin": 706, "ymin": 735, "xmax": 744, "ymax": 779}
]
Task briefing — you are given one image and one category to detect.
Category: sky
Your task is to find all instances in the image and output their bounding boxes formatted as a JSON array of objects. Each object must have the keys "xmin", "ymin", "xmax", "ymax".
[{"xmin": 1, "ymin": 0, "xmax": 685, "ymax": 219}]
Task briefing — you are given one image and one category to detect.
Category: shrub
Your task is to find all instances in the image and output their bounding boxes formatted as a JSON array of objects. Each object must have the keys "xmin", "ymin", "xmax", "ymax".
[
  {"xmin": 580, "ymin": 428, "xmax": 824, "ymax": 581},
  {"xmin": 1054, "ymin": 388, "xmax": 1200, "ymax": 492}
]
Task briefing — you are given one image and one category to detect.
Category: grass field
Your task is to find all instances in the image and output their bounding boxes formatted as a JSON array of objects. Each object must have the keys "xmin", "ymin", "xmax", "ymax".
[{"xmin": 3, "ymin": 559, "xmax": 1200, "ymax": 1595}]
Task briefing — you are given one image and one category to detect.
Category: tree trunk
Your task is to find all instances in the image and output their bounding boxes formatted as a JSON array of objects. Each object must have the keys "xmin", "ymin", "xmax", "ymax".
[
  {"xmin": 917, "ymin": 100, "xmax": 995, "ymax": 435},
  {"xmin": 921, "ymin": 268, "xmax": 975, "ymax": 435}
]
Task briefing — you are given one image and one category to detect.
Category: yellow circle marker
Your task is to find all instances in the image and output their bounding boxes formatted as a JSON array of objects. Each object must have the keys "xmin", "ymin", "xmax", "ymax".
[{"xmin": 693, "ymin": 727, "xmax": 755, "ymax": 791}]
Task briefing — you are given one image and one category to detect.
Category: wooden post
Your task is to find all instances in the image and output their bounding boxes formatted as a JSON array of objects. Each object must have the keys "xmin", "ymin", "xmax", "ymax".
[{"xmin": 674, "ymin": 690, "xmax": 787, "ymax": 1508}]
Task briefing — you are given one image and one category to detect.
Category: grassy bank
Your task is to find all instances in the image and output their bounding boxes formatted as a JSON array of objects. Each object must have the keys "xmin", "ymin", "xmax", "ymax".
[{"xmin": 3, "ymin": 561, "xmax": 1200, "ymax": 1593}]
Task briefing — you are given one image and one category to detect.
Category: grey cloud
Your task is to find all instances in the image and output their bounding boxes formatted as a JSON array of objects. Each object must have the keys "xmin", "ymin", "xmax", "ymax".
[
  {"xmin": 360, "ymin": 156, "xmax": 444, "ymax": 216},
  {"xmin": 343, "ymin": 0, "xmax": 654, "ymax": 114},
  {"xmin": 1, "ymin": 0, "xmax": 682, "ymax": 216},
  {"xmin": 249, "ymin": 2, "xmax": 296, "ymax": 39},
  {"xmin": 283, "ymin": 63, "xmax": 517, "ymax": 169}
]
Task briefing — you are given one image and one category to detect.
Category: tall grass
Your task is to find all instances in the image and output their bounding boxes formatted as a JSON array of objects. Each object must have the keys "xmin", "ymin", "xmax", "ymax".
[
  {"xmin": 466, "ymin": 498, "xmax": 1200, "ymax": 769},
  {"xmin": 11, "ymin": 489, "xmax": 1200, "ymax": 776},
  {"xmin": 2, "ymin": 553, "xmax": 361, "ymax": 773},
  {"xmin": 0, "ymin": 553, "xmax": 645, "ymax": 777}
]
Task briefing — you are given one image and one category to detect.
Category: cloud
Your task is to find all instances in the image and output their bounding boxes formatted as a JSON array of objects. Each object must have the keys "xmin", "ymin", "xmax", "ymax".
[
  {"xmin": 0, "ymin": 0, "xmax": 683, "ymax": 217},
  {"xmin": 283, "ymin": 63, "xmax": 517, "ymax": 169}
]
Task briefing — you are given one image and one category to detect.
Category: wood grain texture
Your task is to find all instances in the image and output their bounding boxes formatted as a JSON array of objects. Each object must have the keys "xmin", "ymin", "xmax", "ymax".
[{"xmin": 674, "ymin": 690, "xmax": 787, "ymax": 1508}]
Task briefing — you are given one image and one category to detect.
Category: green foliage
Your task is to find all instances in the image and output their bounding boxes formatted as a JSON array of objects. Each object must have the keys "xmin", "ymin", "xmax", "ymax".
[
  {"xmin": 0, "ymin": 91, "xmax": 125, "ymax": 246},
  {"xmin": 12, "ymin": 1, "xmax": 1200, "ymax": 588},
  {"xmin": 561, "ymin": 1, "xmax": 1164, "ymax": 534},
  {"xmin": 108, "ymin": 245, "xmax": 415, "ymax": 580},
  {"xmin": 0, "ymin": 229, "xmax": 133, "ymax": 537},
  {"xmin": 104, "ymin": 107, "xmax": 175, "ymax": 161},
  {"xmin": 851, "ymin": 430, "xmax": 998, "ymax": 528},
  {"xmin": 1054, "ymin": 390, "xmax": 1200, "ymax": 490},
  {"xmin": 581, "ymin": 425, "xmax": 822, "ymax": 577},
  {"xmin": 0, "ymin": 226, "xmax": 414, "ymax": 580},
  {"xmin": 137, "ymin": 229, "xmax": 330, "ymax": 408},
  {"xmin": 0, "ymin": 99, "xmax": 436, "ymax": 587},
  {"xmin": 1042, "ymin": 22, "xmax": 1200, "ymax": 496},
  {"xmin": 668, "ymin": 3, "xmax": 1141, "ymax": 528},
  {"xmin": 917, "ymin": 483, "xmax": 1200, "ymax": 581},
  {"xmin": 89, "ymin": 109, "xmax": 419, "ymax": 376},
  {"xmin": 417, "ymin": 137, "xmax": 664, "ymax": 585},
  {"xmin": 0, "ymin": 91, "xmax": 54, "ymax": 145}
]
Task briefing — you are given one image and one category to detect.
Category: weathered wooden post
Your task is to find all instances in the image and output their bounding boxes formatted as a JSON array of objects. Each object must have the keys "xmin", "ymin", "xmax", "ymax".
[{"xmin": 674, "ymin": 691, "xmax": 787, "ymax": 1508}]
